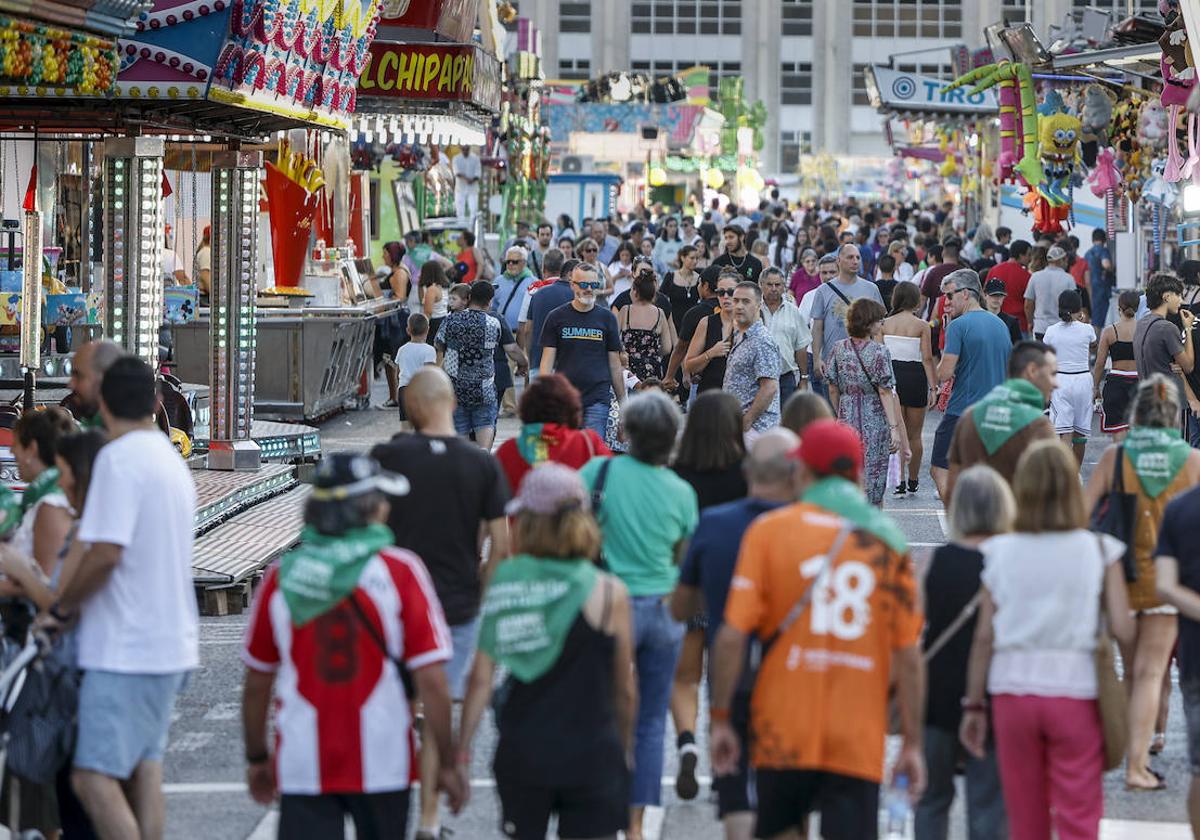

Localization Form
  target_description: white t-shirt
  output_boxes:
[452,153,481,187]
[194,244,211,274]
[981,530,1122,699]
[397,341,436,386]
[798,285,821,327]
[76,429,200,673]
[1042,319,1096,373]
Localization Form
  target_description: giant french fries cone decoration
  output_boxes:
[263,141,323,295]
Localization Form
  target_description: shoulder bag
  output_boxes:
[1093,534,1129,771]
[348,594,416,700]
[1089,445,1138,582]
[588,457,617,570]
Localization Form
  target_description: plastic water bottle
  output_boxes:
[883,773,911,839]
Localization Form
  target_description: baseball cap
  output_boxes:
[984,278,1008,297]
[309,453,409,501]
[505,462,589,516]
[790,419,864,481]
[1046,244,1068,262]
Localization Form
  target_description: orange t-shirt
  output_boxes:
[724,503,923,783]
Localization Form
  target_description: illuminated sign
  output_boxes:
[358,42,501,112]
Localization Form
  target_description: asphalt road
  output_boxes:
[161,381,1197,839]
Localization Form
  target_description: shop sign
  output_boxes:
[377,0,478,44]
[358,42,500,112]
[866,65,997,114]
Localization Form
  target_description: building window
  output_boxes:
[894,62,951,79]
[852,0,962,38]
[630,0,742,36]
[780,62,812,105]
[1070,0,1159,12]
[781,130,812,171]
[852,63,871,106]
[781,0,814,36]
[559,1,590,32]
[558,58,591,80]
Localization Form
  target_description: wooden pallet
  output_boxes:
[193,484,310,616]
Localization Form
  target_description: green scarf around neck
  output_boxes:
[278,524,394,625]
[971,379,1047,455]
[478,554,598,683]
[802,476,907,555]
[22,467,60,514]
[1123,425,1192,499]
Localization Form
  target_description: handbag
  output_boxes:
[1089,445,1138,582]
[1093,535,1129,772]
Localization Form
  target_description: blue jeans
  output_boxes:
[630,595,684,807]
[1188,410,1200,450]
[779,370,798,410]
[1092,280,1113,327]
[582,400,610,439]
[915,725,1007,840]
[809,351,829,403]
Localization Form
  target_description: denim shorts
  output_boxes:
[74,669,189,779]
[446,616,481,701]
[453,402,498,435]
[930,413,961,470]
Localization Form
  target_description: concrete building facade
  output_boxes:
[522,0,1157,173]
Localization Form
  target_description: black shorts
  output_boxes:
[892,360,928,409]
[713,692,753,818]
[930,412,961,470]
[496,770,628,840]
[755,770,879,840]
[279,789,410,840]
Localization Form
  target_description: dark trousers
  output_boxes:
[779,370,798,410]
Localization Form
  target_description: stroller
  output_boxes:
[0,631,66,840]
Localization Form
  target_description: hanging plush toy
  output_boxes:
[1089,147,1123,241]
[1036,91,1082,206]
[1079,84,1115,166]
[943,60,1040,187]
[1139,99,1170,152]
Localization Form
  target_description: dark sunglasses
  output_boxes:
[715,288,736,297]
[581,247,598,253]
[505,258,523,265]
[574,280,604,291]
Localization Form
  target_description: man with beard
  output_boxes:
[713,226,764,284]
[67,339,127,427]
[539,263,626,437]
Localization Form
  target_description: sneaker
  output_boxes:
[907,479,919,494]
[676,743,700,800]
[893,483,907,497]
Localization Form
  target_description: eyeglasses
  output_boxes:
[575,280,604,291]
[581,247,597,253]
[505,259,523,265]
[633,255,654,264]
[715,288,736,297]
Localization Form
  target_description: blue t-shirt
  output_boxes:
[541,303,623,406]
[679,498,785,647]
[944,309,1011,416]
[528,280,576,369]
[1086,244,1113,288]
[1157,485,1200,680]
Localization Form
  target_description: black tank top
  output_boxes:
[1110,336,1135,362]
[493,583,626,787]
[698,312,729,393]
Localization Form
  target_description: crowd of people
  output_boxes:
[225,193,1200,840]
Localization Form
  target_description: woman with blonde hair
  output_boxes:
[459,463,635,840]
[962,439,1135,839]
[1084,373,1200,790]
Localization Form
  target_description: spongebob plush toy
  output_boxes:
[1036,91,1082,206]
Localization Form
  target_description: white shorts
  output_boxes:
[1050,371,1094,437]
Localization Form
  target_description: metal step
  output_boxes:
[192,484,310,588]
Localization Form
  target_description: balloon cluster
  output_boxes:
[0,19,117,94]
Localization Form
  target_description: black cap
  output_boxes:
[310,453,409,501]
[984,278,1007,296]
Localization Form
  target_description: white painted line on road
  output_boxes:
[936,511,948,538]
[203,702,241,721]
[246,810,276,840]
[1101,820,1191,838]
[169,775,716,796]
[167,732,214,752]
[909,542,945,547]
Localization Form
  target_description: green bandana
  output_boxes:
[802,476,907,555]
[1123,425,1192,499]
[21,467,60,514]
[478,554,598,683]
[971,379,1047,455]
[0,485,22,539]
[278,524,394,626]
[78,414,104,431]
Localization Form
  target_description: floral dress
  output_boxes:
[619,306,665,382]
[826,337,896,505]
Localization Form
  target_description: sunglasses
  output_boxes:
[581,247,597,253]
[715,288,736,297]
[633,255,653,264]
[505,259,523,265]
[575,280,604,291]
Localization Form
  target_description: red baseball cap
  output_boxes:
[791,419,863,480]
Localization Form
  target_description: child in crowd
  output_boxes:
[875,254,899,308]
[448,282,471,313]
[396,312,436,428]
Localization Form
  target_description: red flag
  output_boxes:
[21,164,36,212]
[162,171,173,198]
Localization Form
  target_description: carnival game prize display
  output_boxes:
[262,139,324,297]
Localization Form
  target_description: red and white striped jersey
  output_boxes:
[242,547,452,795]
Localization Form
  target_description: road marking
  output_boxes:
[167,732,214,753]
[936,511,948,538]
[203,702,241,721]
[246,810,276,840]
[1101,820,1190,838]
[171,775,715,797]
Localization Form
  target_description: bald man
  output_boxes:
[369,367,511,839]
[669,427,799,838]
[68,339,124,427]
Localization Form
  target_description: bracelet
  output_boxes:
[246,752,269,764]
[710,707,731,723]
[960,698,988,713]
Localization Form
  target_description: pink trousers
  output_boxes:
[991,694,1104,840]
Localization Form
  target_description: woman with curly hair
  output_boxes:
[494,374,611,494]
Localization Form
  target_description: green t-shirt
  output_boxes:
[580,455,699,596]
